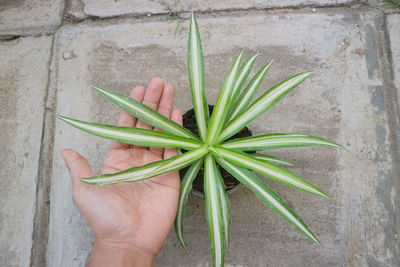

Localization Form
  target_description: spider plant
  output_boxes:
[57,13,342,267]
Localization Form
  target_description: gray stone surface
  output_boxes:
[0,0,64,35]
[0,35,53,266]
[388,14,400,108]
[362,0,400,13]
[47,7,399,266]
[66,0,354,19]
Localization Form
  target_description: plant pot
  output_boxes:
[179,105,252,196]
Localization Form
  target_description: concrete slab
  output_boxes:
[388,14,400,108]
[48,7,399,266]
[66,0,353,19]
[362,0,400,14]
[0,36,53,266]
[0,0,64,35]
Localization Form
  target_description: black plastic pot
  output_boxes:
[179,105,252,196]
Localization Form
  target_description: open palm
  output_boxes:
[61,78,181,263]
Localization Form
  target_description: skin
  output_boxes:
[61,78,181,266]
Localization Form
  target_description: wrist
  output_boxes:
[88,239,155,267]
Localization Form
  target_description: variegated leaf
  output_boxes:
[92,85,198,140]
[204,154,226,267]
[188,13,209,141]
[57,115,201,150]
[206,50,244,145]
[222,133,342,151]
[217,158,320,244]
[225,54,259,120]
[215,164,231,245]
[229,60,273,120]
[249,153,293,166]
[81,145,208,185]
[214,147,329,198]
[217,71,313,143]
[175,159,203,247]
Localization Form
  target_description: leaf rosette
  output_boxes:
[58,13,342,267]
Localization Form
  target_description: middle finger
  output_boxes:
[135,77,164,130]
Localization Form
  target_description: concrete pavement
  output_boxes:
[0,1,399,266]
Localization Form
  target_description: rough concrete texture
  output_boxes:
[47,7,399,266]
[66,0,354,19]
[0,0,64,35]
[388,15,400,107]
[363,0,400,14]
[0,35,53,266]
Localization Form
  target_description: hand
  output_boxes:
[61,78,181,266]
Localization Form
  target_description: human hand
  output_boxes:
[61,78,181,266]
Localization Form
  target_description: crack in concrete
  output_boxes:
[62,1,360,24]
[29,34,56,267]
[362,0,400,14]
[30,4,66,267]
[0,35,22,41]
[371,12,400,266]
[382,14,400,265]
[2,1,398,38]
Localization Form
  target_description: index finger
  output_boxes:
[149,83,174,156]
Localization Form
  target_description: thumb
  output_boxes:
[61,149,93,192]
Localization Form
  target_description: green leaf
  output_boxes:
[57,115,202,150]
[92,85,198,140]
[206,50,244,145]
[229,60,273,120]
[217,71,314,143]
[249,153,293,166]
[175,159,203,247]
[204,154,226,267]
[81,145,208,185]
[225,54,259,120]
[222,133,342,151]
[216,158,320,244]
[215,164,231,245]
[214,147,329,198]
[188,13,209,141]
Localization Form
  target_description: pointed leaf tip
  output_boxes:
[228,59,274,120]
[225,52,261,122]
[90,85,198,140]
[321,192,331,200]
[56,115,201,150]
[217,158,321,246]
[188,9,209,141]
[215,147,329,199]
[91,84,101,90]
[219,70,316,142]
[311,187,331,199]
[175,159,203,248]
[206,50,244,144]
[221,133,342,151]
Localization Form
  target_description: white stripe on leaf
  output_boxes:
[221,133,342,151]
[57,115,202,150]
[217,71,314,143]
[215,147,329,199]
[175,159,203,247]
[81,145,208,185]
[217,158,320,244]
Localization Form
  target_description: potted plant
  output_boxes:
[57,13,342,267]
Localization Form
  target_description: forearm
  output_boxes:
[87,240,155,267]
